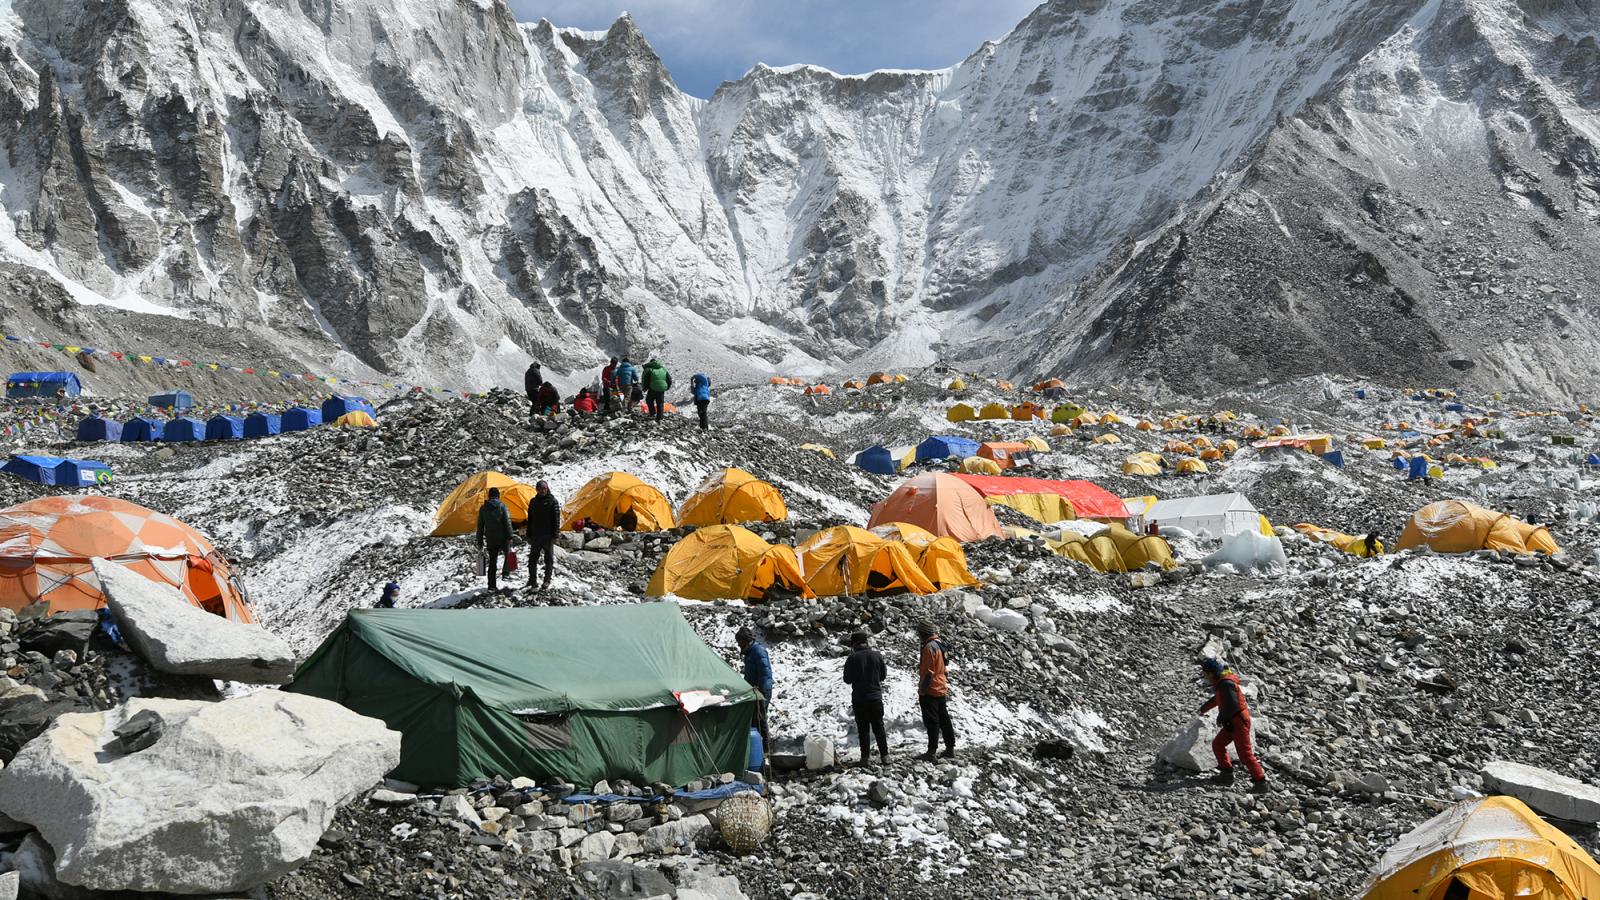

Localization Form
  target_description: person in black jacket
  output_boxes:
[524,362,543,415]
[843,631,889,766]
[476,487,514,592]
[525,480,561,591]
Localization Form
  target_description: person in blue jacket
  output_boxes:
[690,372,711,430]
[616,357,640,412]
[736,626,773,746]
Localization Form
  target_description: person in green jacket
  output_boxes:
[475,487,515,592]
[642,358,672,421]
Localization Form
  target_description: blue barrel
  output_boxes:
[746,727,764,771]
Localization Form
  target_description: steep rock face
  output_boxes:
[1034,0,1600,400]
[0,0,1596,395]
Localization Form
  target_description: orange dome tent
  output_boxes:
[562,472,675,532]
[866,372,892,386]
[1395,500,1560,555]
[0,496,253,622]
[431,472,537,537]
[805,384,832,396]
[868,472,1004,543]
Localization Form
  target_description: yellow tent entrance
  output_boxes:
[561,472,675,532]
[797,526,936,597]
[869,522,979,589]
[646,525,813,601]
[430,472,536,537]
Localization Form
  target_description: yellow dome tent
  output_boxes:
[1051,404,1085,424]
[1175,458,1210,475]
[1165,440,1197,455]
[1048,532,1126,572]
[869,522,979,589]
[946,403,977,422]
[800,444,835,459]
[1023,436,1051,453]
[1395,500,1560,555]
[1071,412,1098,428]
[1102,523,1177,570]
[1099,412,1123,426]
[1360,796,1600,900]
[960,456,1003,475]
[948,378,967,391]
[1122,457,1162,476]
[333,411,377,428]
[796,526,935,597]
[561,472,675,532]
[1136,420,1156,431]
[430,472,536,537]
[978,403,1009,420]
[677,468,788,527]
[1199,448,1224,461]
[1220,439,1240,454]
[646,525,813,601]
[1092,433,1122,445]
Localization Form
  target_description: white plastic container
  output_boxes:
[804,734,834,770]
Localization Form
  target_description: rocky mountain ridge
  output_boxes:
[0,0,1595,398]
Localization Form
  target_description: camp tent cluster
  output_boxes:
[2,455,112,487]
[76,395,377,444]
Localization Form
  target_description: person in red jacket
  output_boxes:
[1199,657,1267,791]
[600,357,618,412]
[572,389,598,415]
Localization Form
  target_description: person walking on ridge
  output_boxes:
[525,480,561,592]
[916,621,956,761]
[1199,657,1268,792]
[476,487,514,593]
[843,631,889,766]
[690,371,711,430]
[642,357,671,421]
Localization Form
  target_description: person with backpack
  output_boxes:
[617,358,639,413]
[916,621,956,761]
[523,362,543,416]
[642,357,671,421]
[690,372,711,430]
[843,631,889,766]
[476,487,514,593]
[1199,657,1268,792]
[525,480,561,592]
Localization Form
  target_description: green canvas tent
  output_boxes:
[287,604,757,788]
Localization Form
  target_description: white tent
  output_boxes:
[1141,492,1260,537]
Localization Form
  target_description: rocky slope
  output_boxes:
[0,0,1596,397]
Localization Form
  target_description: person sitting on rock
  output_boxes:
[535,380,561,416]
[1199,657,1267,792]
[571,388,597,415]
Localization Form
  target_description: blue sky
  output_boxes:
[508,1,1043,98]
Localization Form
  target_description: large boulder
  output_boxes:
[1482,760,1600,823]
[0,691,400,894]
[93,558,297,684]
[1157,715,1217,772]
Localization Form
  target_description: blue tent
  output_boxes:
[161,417,206,443]
[1321,450,1346,469]
[6,372,81,399]
[1355,389,1368,400]
[76,416,123,442]
[1586,453,1600,467]
[1407,456,1428,481]
[1391,456,1408,471]
[57,458,113,486]
[916,435,980,462]
[149,391,195,411]
[121,417,164,442]
[282,407,322,432]
[1,455,111,486]
[856,445,897,475]
[1445,402,1464,413]
[244,412,282,438]
[205,415,245,441]
[321,396,375,421]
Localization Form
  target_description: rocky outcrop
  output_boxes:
[0,692,400,893]
[1482,760,1600,823]
[94,559,297,684]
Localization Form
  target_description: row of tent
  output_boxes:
[857,435,1053,475]
[947,402,1088,424]
[430,469,789,538]
[645,522,978,602]
[1,454,113,486]
[76,397,376,443]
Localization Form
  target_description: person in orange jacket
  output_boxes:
[1199,657,1267,792]
[915,621,955,761]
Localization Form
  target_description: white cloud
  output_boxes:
[509,0,1043,97]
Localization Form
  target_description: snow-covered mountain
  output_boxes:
[0,0,1595,396]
